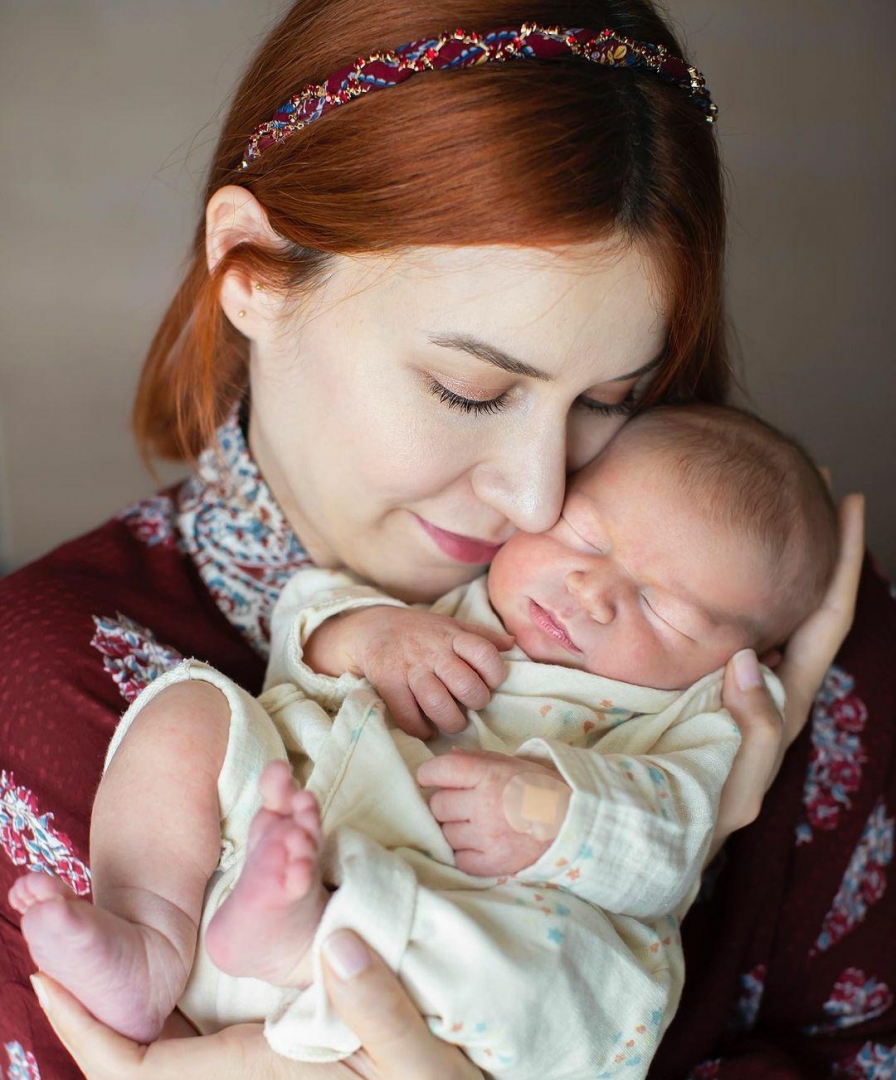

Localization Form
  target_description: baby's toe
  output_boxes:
[258,760,298,814]
[8,872,73,915]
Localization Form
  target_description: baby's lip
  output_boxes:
[528,599,582,655]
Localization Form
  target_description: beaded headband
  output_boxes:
[240,24,717,168]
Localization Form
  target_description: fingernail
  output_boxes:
[323,931,370,980]
[30,974,49,1011]
[733,649,763,691]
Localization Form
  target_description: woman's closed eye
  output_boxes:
[426,377,510,415]
[576,388,638,418]
[426,377,639,418]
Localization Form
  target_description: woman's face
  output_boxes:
[245,242,667,601]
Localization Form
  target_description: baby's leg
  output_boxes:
[8,680,229,1043]
[205,760,329,987]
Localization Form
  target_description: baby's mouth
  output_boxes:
[528,600,582,655]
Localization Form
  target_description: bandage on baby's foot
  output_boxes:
[501,773,571,842]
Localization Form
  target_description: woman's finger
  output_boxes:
[30,974,146,1080]
[31,974,363,1080]
[777,493,865,739]
[715,651,786,853]
[321,932,483,1080]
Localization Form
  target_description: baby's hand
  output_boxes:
[306,607,514,739]
[417,749,570,877]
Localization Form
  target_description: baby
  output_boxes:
[10,404,838,1079]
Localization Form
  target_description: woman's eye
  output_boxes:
[427,378,510,416]
[576,389,637,418]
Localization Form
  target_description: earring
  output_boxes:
[237,310,246,318]
[254,282,265,292]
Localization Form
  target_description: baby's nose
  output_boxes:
[565,568,615,625]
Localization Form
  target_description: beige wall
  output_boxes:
[1,1,894,576]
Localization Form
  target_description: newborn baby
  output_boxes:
[10,404,838,1080]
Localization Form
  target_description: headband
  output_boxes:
[240,24,717,168]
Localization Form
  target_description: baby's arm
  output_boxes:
[307,605,513,737]
[508,717,743,918]
[268,567,512,738]
[420,709,742,917]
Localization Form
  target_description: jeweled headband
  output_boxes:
[240,23,717,168]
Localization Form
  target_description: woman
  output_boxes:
[0,2,888,1079]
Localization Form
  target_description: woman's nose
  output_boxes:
[566,567,616,624]
[470,423,568,534]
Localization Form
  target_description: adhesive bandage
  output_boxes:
[501,772,571,842]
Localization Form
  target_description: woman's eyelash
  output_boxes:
[428,380,638,418]
[577,390,637,418]
[427,379,510,415]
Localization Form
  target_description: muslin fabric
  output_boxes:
[107,568,772,1078]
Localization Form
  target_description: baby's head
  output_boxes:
[488,404,838,690]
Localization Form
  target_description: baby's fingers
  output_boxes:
[453,631,510,690]
[408,668,468,733]
[436,653,491,712]
[429,787,478,823]
[378,678,435,741]
[456,622,515,654]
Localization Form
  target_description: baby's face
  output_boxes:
[488,441,779,690]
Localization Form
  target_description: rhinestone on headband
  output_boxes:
[240,24,717,168]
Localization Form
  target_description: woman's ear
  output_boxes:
[205,185,281,331]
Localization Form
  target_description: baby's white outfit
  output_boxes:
[107,568,779,1080]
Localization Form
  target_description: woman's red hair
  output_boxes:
[134,0,729,462]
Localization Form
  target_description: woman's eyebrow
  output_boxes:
[428,332,663,384]
[428,333,550,380]
[608,354,663,383]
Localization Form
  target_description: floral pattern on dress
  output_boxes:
[117,493,181,549]
[803,968,893,1034]
[796,666,868,846]
[175,409,312,657]
[813,798,893,955]
[832,1041,896,1079]
[686,1062,721,1080]
[90,614,184,704]
[725,962,766,1032]
[4,1042,41,1080]
[0,772,91,896]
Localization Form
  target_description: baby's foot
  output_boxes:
[9,872,187,1043]
[205,760,329,987]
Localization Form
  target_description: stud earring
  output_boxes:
[254,282,265,291]
[237,310,246,318]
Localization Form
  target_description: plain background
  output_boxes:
[1,0,894,576]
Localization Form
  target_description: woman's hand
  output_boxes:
[30,930,483,1080]
[713,492,865,851]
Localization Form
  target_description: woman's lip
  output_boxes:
[414,515,506,565]
[528,600,582,654]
